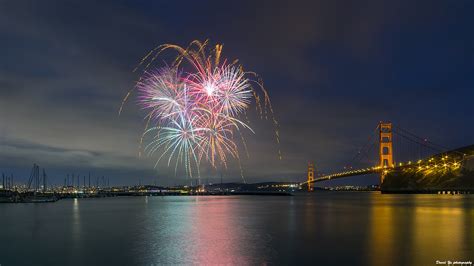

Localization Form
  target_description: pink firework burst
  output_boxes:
[121,40,280,178]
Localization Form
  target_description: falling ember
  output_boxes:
[122,40,280,178]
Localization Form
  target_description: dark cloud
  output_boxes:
[0,0,473,186]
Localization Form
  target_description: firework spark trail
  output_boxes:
[121,40,281,179]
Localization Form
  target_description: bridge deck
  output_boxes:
[301,144,474,185]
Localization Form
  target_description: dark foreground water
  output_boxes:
[0,192,473,265]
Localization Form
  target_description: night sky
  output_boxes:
[1,0,473,186]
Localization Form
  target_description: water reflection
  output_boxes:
[187,197,253,265]
[143,197,265,265]
[368,194,472,266]
[0,194,472,265]
[369,197,396,266]
[71,198,83,260]
[412,196,468,265]
[72,198,81,235]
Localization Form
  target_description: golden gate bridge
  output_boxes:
[301,122,474,192]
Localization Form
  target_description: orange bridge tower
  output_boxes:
[307,162,315,192]
[379,122,394,184]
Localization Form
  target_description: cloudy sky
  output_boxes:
[0,0,473,186]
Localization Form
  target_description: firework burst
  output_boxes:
[122,40,280,178]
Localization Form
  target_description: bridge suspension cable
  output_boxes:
[393,125,449,151]
[347,125,379,169]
